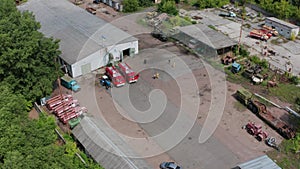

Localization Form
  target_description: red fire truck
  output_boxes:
[118,62,139,83]
[105,66,126,87]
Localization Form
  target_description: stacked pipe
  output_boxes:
[46,95,87,124]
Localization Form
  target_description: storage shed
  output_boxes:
[172,24,238,57]
[18,0,138,78]
[265,17,299,39]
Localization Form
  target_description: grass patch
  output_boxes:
[234,101,247,112]
[267,135,300,169]
[208,25,217,31]
[136,18,149,27]
[161,15,192,29]
[224,67,250,84]
[269,83,300,104]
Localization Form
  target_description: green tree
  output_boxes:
[158,0,178,15]
[123,0,139,12]
[138,0,153,7]
[0,0,61,102]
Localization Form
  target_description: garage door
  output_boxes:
[81,63,91,75]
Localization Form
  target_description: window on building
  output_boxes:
[287,32,290,34]
[281,29,283,32]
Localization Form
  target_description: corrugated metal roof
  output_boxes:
[72,116,151,169]
[266,17,299,29]
[237,155,281,169]
[177,24,237,50]
[18,0,137,64]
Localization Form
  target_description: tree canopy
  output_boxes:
[257,0,300,20]
[193,0,229,9]
[158,0,179,15]
[0,0,61,102]
[0,1,103,168]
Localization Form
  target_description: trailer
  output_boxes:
[236,88,296,139]
[105,66,126,87]
[259,29,272,38]
[118,62,139,83]
[262,25,278,36]
[249,29,269,41]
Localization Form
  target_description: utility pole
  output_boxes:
[237,6,245,56]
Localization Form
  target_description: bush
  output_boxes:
[233,45,250,57]
[259,59,269,68]
[157,0,178,15]
[123,0,139,12]
[291,31,296,41]
[289,76,299,85]
[250,55,261,64]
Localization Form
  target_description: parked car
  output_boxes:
[160,162,182,169]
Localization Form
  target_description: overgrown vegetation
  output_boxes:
[250,0,300,22]
[0,1,102,168]
[191,0,229,9]
[123,0,153,12]
[268,134,300,169]
[157,0,179,15]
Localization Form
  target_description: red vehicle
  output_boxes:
[118,62,139,83]
[105,66,126,87]
[249,29,269,41]
[259,29,272,38]
[245,122,268,141]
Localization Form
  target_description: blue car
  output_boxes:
[160,162,182,169]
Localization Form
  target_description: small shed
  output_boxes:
[172,24,237,57]
[233,155,281,169]
[265,17,299,39]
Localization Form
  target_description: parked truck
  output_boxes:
[61,74,80,92]
[262,25,278,36]
[236,88,296,139]
[219,11,236,17]
[105,66,126,87]
[118,62,139,83]
[249,29,269,41]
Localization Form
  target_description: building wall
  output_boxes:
[107,40,138,61]
[172,32,218,57]
[70,40,138,77]
[265,19,299,39]
[71,48,108,78]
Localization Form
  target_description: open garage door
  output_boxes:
[81,63,91,75]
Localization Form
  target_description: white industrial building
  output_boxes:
[265,17,299,39]
[19,0,138,77]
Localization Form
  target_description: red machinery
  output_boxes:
[249,29,269,41]
[259,29,272,38]
[60,107,87,124]
[262,25,278,36]
[245,122,268,141]
[105,66,126,87]
[46,95,73,110]
[53,100,79,115]
[45,95,87,124]
[118,62,139,83]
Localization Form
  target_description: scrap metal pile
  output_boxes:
[46,94,87,124]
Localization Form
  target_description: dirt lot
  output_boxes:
[137,34,284,158]
[89,33,288,168]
